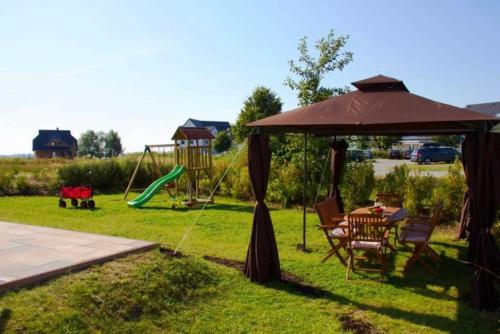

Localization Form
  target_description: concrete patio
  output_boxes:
[0,221,157,292]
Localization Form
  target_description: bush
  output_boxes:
[371,149,389,159]
[376,164,409,203]
[433,161,466,222]
[58,158,175,193]
[340,161,376,212]
[404,173,438,215]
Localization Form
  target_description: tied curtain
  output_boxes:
[244,134,281,282]
[458,133,500,311]
[330,140,349,213]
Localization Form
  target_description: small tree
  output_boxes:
[284,29,353,106]
[104,130,123,157]
[213,130,232,153]
[279,29,354,203]
[233,86,282,143]
[78,130,101,157]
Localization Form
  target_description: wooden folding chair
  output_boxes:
[315,197,349,266]
[398,201,443,274]
[345,214,390,279]
[375,193,402,243]
[375,193,402,207]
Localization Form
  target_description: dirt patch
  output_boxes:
[202,255,328,298]
[340,312,379,334]
[159,247,184,258]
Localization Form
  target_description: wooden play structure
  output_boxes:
[124,126,214,207]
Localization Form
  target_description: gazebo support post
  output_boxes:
[299,133,309,252]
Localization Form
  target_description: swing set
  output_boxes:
[123,127,214,208]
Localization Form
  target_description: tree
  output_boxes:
[233,86,282,143]
[432,135,462,147]
[284,29,353,106]
[78,129,123,158]
[78,130,101,157]
[213,130,232,153]
[279,29,354,203]
[104,130,123,157]
[371,136,401,150]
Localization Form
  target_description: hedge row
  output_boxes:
[0,155,467,222]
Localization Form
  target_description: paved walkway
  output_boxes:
[0,221,157,291]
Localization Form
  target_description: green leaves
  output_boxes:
[233,86,282,143]
[285,29,353,107]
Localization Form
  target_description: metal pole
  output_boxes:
[302,133,307,250]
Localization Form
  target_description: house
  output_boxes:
[32,128,78,159]
[466,101,500,118]
[396,136,434,151]
[182,119,231,137]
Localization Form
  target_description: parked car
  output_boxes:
[403,148,413,159]
[388,149,402,159]
[347,149,365,162]
[410,146,460,164]
[363,149,373,160]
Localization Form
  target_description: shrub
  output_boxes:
[371,149,389,159]
[340,161,376,212]
[268,161,303,208]
[376,164,409,202]
[433,161,466,222]
[404,173,438,215]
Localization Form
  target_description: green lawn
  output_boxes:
[0,194,497,333]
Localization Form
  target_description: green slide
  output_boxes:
[127,165,185,208]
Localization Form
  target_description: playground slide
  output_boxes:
[127,165,185,208]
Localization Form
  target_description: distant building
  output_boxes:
[396,136,434,150]
[182,119,231,137]
[32,128,77,159]
[466,101,500,118]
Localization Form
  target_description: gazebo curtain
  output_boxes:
[329,139,348,213]
[458,133,500,311]
[244,134,281,282]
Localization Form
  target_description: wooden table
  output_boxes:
[349,206,408,225]
[344,206,408,252]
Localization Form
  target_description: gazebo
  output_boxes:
[243,75,500,311]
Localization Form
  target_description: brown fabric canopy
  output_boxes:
[248,75,499,135]
[244,134,281,282]
[329,140,348,213]
[458,133,500,311]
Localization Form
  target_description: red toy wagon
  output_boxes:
[59,186,95,209]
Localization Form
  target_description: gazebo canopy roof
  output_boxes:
[248,75,500,135]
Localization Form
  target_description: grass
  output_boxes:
[0,194,498,333]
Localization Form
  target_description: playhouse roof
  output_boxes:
[171,127,215,140]
[248,75,500,135]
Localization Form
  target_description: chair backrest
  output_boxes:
[426,200,443,239]
[347,214,387,242]
[315,197,341,226]
[375,193,402,207]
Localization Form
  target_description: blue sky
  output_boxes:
[1,0,499,154]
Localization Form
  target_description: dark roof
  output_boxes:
[33,129,77,151]
[183,119,230,132]
[171,127,215,140]
[248,75,499,136]
[466,102,500,118]
[352,75,409,92]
